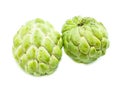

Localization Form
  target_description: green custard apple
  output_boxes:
[62,16,109,64]
[12,18,62,76]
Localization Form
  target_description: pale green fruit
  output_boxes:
[62,16,109,64]
[12,18,62,76]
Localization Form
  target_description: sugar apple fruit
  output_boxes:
[62,16,109,64]
[12,18,62,76]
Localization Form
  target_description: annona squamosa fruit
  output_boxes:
[62,16,109,64]
[12,18,62,76]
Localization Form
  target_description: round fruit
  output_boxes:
[62,16,109,64]
[12,18,62,76]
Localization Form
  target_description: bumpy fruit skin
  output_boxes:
[12,18,62,76]
[62,16,109,64]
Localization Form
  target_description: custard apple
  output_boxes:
[62,16,109,64]
[12,18,62,76]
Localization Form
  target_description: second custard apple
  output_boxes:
[12,18,62,76]
[62,16,109,64]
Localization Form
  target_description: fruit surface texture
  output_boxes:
[13,18,62,76]
[62,16,109,64]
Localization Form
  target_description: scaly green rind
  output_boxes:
[62,16,109,64]
[13,18,62,76]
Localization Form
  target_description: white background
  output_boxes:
[0,0,120,89]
